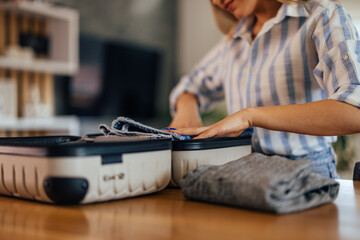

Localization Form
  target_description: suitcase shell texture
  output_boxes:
[171,136,252,186]
[0,135,172,204]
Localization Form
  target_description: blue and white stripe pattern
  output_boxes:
[170,0,360,157]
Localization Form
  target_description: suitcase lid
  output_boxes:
[172,135,251,151]
[0,135,172,157]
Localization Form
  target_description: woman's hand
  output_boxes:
[169,108,253,139]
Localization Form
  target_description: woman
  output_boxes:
[167,0,360,178]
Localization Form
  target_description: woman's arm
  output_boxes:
[169,37,230,128]
[251,99,360,136]
[168,93,203,128]
[170,99,360,139]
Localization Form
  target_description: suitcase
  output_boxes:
[171,135,252,186]
[0,135,172,204]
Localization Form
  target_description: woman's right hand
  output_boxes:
[168,93,203,128]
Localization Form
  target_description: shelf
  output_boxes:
[0,1,78,21]
[0,57,77,75]
[0,1,79,76]
[0,116,80,135]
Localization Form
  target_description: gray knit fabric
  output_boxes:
[180,153,339,214]
[99,117,192,140]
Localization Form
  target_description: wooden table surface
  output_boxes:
[0,180,359,240]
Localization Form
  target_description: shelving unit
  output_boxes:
[0,1,78,75]
[0,0,80,137]
[0,57,77,74]
[0,116,80,135]
[0,1,78,20]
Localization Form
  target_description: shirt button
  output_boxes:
[250,67,255,72]
[343,54,349,61]
[254,138,259,143]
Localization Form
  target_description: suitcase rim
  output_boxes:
[172,135,252,151]
[0,135,172,157]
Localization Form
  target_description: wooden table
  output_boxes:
[0,180,359,240]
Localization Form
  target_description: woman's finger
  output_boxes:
[222,130,244,138]
[167,126,210,136]
[194,126,222,139]
[194,125,245,139]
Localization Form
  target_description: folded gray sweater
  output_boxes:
[180,153,339,214]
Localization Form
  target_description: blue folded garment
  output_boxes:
[99,116,253,141]
[238,127,253,137]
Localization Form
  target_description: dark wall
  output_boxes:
[61,0,177,118]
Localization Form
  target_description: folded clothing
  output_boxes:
[99,116,192,140]
[99,116,253,141]
[180,153,339,214]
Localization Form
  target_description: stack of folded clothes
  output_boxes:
[180,153,339,214]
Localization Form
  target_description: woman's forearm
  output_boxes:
[249,99,360,136]
[169,93,203,128]
[175,93,200,114]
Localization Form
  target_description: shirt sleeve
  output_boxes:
[312,4,360,108]
[169,37,228,117]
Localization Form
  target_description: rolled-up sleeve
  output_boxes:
[312,4,360,107]
[169,37,228,116]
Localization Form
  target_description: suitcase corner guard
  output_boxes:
[43,177,89,204]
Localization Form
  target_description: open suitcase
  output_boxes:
[0,135,172,204]
[171,135,252,185]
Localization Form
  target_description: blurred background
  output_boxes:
[0,0,359,178]
[59,0,225,129]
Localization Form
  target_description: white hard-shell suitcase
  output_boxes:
[171,135,252,186]
[0,135,172,204]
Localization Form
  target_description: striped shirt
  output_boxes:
[170,0,360,157]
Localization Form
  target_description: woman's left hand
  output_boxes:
[168,109,253,139]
